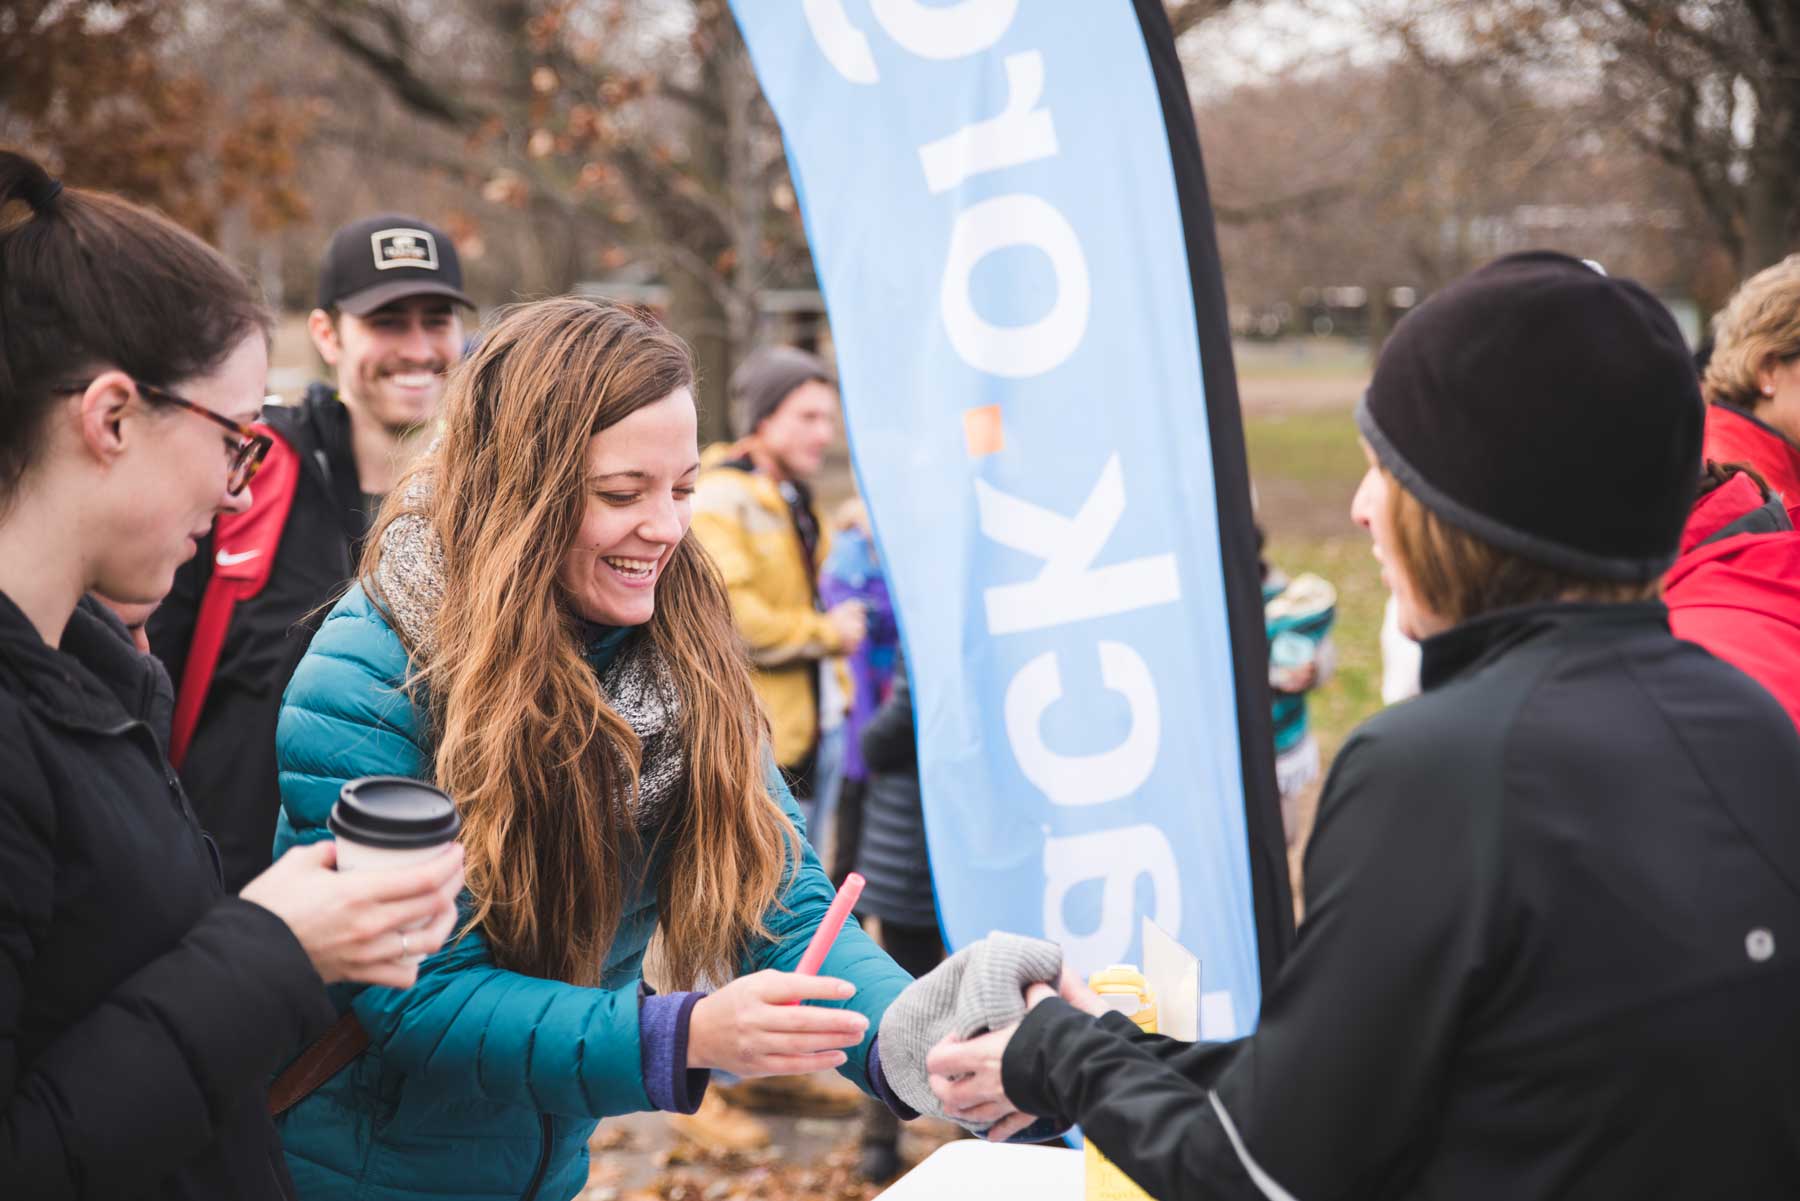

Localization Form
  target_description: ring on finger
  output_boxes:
[398,929,412,961]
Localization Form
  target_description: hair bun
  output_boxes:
[30,177,64,210]
[0,151,65,216]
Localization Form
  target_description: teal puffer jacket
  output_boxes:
[272,584,911,1201]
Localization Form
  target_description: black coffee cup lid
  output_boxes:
[329,776,461,849]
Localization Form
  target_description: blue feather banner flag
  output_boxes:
[728,0,1292,1033]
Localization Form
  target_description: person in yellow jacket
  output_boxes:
[681,345,872,1138]
[692,346,868,814]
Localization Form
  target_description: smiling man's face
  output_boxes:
[313,295,463,433]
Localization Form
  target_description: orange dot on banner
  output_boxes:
[963,405,1005,458]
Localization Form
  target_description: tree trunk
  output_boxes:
[1741,98,1799,274]
[1367,279,1395,356]
[528,200,584,297]
[677,12,772,447]
[671,268,737,446]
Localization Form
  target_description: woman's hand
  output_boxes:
[927,1024,1040,1141]
[930,974,1076,1140]
[240,841,465,990]
[687,970,869,1077]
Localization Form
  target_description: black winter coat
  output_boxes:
[856,657,938,931]
[0,593,334,1200]
[1004,602,1800,1200]
[149,385,373,890]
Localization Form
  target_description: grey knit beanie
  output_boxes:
[730,346,834,434]
[878,932,1067,1138]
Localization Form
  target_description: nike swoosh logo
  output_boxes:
[216,548,263,567]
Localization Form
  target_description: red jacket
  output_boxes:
[1700,402,1800,525]
[1665,468,1800,733]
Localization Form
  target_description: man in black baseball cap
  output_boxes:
[148,213,474,891]
[315,213,476,316]
[310,213,474,449]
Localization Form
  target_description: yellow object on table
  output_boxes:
[1084,966,1158,1201]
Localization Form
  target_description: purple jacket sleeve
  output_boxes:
[867,1036,918,1119]
[638,988,709,1114]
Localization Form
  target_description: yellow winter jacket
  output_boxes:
[692,445,846,768]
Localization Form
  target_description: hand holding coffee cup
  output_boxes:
[329,777,464,962]
[240,777,464,991]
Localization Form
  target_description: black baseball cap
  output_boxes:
[316,213,474,316]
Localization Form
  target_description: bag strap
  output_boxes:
[170,426,300,767]
[269,1010,369,1117]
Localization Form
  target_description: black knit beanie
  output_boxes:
[1355,251,1702,581]
[731,346,834,434]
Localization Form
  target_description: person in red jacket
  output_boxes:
[1666,463,1800,731]
[1697,254,1800,523]
[1666,255,1800,732]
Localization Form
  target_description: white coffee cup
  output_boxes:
[329,777,461,960]
[329,776,462,873]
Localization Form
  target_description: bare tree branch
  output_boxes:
[658,81,728,125]
[1612,0,1752,75]
[1214,183,1351,225]
[292,0,474,126]
[1165,0,1244,36]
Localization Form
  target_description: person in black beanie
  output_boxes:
[924,252,1800,1200]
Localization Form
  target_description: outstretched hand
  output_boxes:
[928,1023,1031,1140]
[688,970,869,1078]
[928,969,1098,1142]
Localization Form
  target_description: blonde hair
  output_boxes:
[1703,254,1800,411]
[365,297,798,989]
[1383,467,1658,626]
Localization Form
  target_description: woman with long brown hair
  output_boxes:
[270,296,915,1201]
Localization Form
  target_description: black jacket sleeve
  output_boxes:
[1079,1009,1245,1079]
[1003,732,1484,1201]
[0,738,334,1200]
[860,656,916,774]
[146,527,212,688]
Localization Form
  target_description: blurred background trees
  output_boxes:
[1,0,311,288]
[7,0,1794,431]
[1394,0,1798,280]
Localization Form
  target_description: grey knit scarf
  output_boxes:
[370,472,686,831]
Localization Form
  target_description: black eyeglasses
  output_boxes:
[56,379,272,495]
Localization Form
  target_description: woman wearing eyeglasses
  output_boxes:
[0,150,465,1200]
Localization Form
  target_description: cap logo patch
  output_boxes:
[370,228,439,272]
